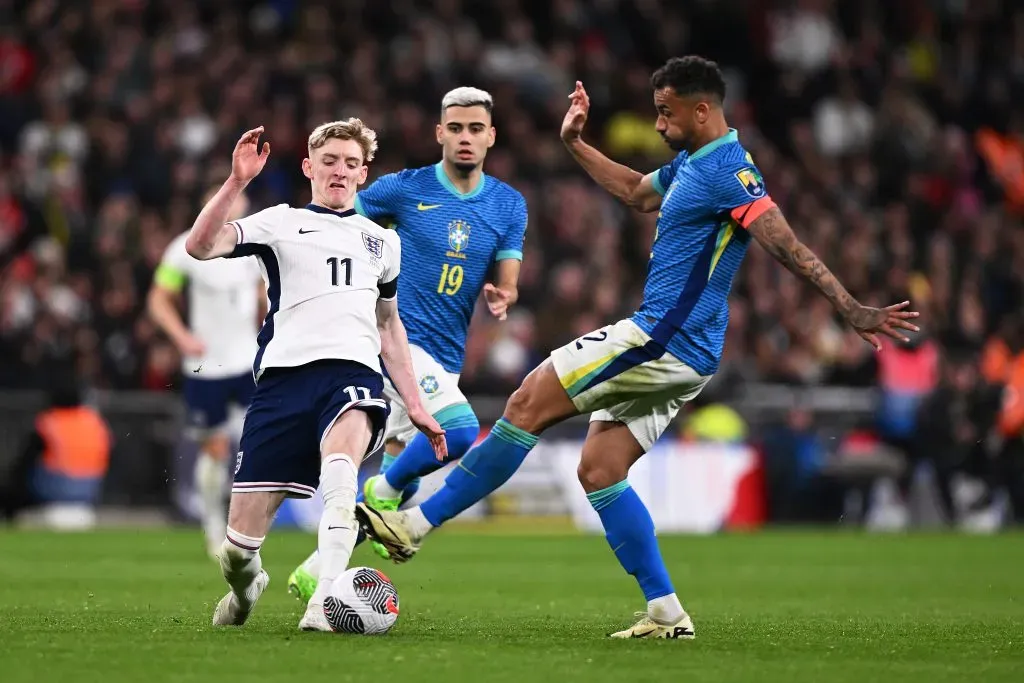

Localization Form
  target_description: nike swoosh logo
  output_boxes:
[327,525,351,530]
[298,228,320,234]
[417,202,442,211]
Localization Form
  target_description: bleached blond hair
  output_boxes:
[307,118,378,163]
[441,87,493,117]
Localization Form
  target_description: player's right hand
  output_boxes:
[175,332,206,358]
[230,126,271,184]
[408,407,448,462]
[560,81,590,144]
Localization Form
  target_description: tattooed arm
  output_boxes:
[746,206,919,350]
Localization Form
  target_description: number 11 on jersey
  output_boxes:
[327,257,352,287]
[437,263,463,295]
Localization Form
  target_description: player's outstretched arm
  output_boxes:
[186,127,270,260]
[376,298,448,459]
[560,82,662,213]
[747,206,920,350]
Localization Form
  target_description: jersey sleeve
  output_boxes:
[714,157,777,229]
[228,204,288,255]
[355,172,406,222]
[153,233,191,292]
[378,231,401,301]
[496,194,527,261]
[647,153,687,196]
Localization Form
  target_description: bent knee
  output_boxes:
[503,362,569,433]
[504,385,534,425]
[577,457,626,494]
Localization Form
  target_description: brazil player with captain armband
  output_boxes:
[356,57,921,639]
[186,119,446,633]
[287,87,528,601]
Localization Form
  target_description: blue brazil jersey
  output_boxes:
[632,129,773,376]
[355,163,527,374]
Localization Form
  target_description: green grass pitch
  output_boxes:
[1,526,1022,682]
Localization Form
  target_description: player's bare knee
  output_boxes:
[577,456,624,494]
[503,384,535,428]
[503,361,572,434]
[384,439,405,456]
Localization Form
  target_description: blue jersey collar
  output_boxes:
[304,203,357,218]
[689,129,738,161]
[435,162,486,200]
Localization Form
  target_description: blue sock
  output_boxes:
[385,407,479,492]
[419,418,537,527]
[588,481,674,601]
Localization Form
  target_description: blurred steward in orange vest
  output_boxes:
[979,316,1024,521]
[1,376,111,521]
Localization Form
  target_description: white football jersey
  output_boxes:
[228,203,400,379]
[158,232,263,378]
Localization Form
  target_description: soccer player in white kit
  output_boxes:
[147,188,265,559]
[185,120,447,632]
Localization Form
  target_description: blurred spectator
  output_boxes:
[876,332,940,446]
[761,407,834,523]
[0,0,1020,407]
[914,351,998,523]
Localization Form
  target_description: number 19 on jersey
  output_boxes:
[437,263,463,295]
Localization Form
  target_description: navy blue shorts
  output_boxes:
[183,373,256,435]
[233,360,389,498]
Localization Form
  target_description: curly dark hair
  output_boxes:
[650,56,727,102]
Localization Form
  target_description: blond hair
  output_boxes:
[307,118,378,163]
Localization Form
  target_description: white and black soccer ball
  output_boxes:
[323,566,400,634]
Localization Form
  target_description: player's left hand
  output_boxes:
[409,407,448,461]
[845,300,920,351]
[484,284,512,321]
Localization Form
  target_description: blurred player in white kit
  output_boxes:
[147,187,265,558]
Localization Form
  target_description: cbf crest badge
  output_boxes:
[446,219,470,259]
[362,232,384,259]
[419,375,440,395]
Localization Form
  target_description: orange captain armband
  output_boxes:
[730,196,776,229]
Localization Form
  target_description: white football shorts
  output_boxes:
[383,343,468,445]
[550,318,712,451]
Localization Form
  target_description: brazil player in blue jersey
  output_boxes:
[287,87,528,601]
[356,57,920,638]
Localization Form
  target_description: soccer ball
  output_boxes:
[323,566,400,634]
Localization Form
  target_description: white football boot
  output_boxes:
[609,611,695,640]
[298,601,333,632]
[212,570,269,627]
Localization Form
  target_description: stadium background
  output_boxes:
[1,0,1023,530]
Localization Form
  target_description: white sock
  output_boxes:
[406,506,435,540]
[310,454,359,606]
[373,473,402,500]
[221,527,264,604]
[648,593,685,625]
[195,452,227,542]
[300,550,320,576]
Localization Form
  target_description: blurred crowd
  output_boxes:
[1,0,1023,400]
